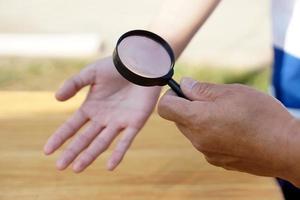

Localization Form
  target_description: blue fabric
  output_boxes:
[272,47,300,108]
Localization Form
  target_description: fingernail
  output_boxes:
[181,77,197,91]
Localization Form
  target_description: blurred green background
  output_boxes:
[0,57,270,92]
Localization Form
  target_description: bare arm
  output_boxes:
[285,120,300,187]
[150,0,221,58]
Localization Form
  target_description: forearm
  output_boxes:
[283,119,300,187]
[149,0,220,59]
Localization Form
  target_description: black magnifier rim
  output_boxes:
[113,29,175,86]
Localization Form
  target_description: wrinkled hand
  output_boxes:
[44,57,160,172]
[158,77,298,184]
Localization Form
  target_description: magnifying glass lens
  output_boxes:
[117,35,172,78]
[113,30,187,99]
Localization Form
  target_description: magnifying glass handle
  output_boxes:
[168,79,188,99]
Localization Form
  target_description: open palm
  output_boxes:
[44,57,161,172]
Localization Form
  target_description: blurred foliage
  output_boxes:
[0,57,89,90]
[0,57,271,92]
[174,62,271,92]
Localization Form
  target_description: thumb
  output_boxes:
[55,64,95,101]
[180,77,224,101]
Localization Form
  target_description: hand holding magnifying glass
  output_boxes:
[113,30,187,99]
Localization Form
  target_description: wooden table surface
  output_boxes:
[0,92,283,200]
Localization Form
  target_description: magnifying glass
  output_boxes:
[113,30,187,99]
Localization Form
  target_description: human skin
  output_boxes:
[158,77,300,187]
[44,57,160,172]
[44,0,221,172]
[118,36,171,78]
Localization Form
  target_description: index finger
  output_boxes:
[158,90,211,125]
[43,109,88,155]
[158,90,191,124]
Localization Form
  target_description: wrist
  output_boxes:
[134,85,162,100]
[280,118,300,187]
[149,86,162,100]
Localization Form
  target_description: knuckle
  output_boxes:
[119,139,130,148]
[77,108,88,119]
[192,82,209,93]
[63,120,76,133]
[89,119,104,130]
[64,147,77,158]
[78,133,92,144]
[94,138,110,151]
[192,83,216,100]
[72,75,84,90]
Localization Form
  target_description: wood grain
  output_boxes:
[0,92,283,200]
